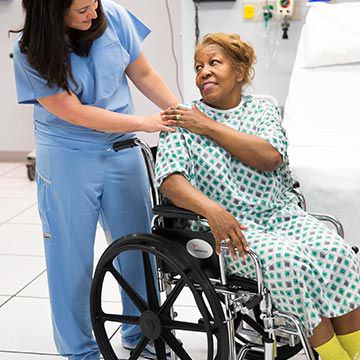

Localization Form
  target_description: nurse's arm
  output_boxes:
[125,52,178,109]
[37,91,174,133]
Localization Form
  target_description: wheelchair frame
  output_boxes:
[90,138,354,360]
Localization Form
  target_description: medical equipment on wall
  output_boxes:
[251,1,280,69]
[276,0,295,39]
[193,0,237,44]
[244,0,298,43]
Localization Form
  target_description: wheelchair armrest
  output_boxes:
[310,213,358,254]
[309,212,344,238]
[152,204,205,221]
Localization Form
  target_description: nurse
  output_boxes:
[12,0,178,359]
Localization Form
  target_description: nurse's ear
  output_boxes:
[235,63,246,83]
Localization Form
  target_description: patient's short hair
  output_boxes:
[195,33,256,87]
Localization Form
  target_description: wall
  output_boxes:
[114,0,183,146]
[181,0,308,106]
[0,0,34,159]
[1,0,352,155]
[0,0,182,158]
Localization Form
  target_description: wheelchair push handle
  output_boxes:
[113,139,137,152]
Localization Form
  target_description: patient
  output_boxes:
[155,33,360,360]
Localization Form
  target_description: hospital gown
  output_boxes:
[155,95,360,336]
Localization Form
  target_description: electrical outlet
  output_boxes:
[276,0,295,17]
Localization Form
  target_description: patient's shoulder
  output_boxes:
[245,94,276,108]
[245,95,280,119]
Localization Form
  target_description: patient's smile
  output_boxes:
[202,81,217,92]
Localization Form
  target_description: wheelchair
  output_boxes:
[90,138,359,360]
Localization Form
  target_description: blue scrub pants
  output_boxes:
[35,144,153,360]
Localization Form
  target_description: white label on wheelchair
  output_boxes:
[186,239,214,259]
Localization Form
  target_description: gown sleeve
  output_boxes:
[155,129,194,189]
[256,102,288,158]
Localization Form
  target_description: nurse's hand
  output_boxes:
[141,113,176,133]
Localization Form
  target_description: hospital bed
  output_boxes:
[283,2,360,250]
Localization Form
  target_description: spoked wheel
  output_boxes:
[234,307,303,360]
[90,233,229,360]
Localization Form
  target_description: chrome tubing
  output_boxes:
[309,212,344,238]
[219,253,237,359]
[273,310,316,360]
[292,188,307,211]
[134,138,160,207]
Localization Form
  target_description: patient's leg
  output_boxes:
[332,308,360,359]
[310,318,351,360]
[309,317,334,348]
[331,307,360,335]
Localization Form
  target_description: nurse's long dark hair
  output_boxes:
[10,0,107,93]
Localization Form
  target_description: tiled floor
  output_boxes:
[0,162,306,360]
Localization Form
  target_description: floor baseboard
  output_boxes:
[0,151,29,162]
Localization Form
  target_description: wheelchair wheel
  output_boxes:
[91,233,229,360]
[234,307,303,360]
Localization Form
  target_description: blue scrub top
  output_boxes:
[13,0,151,149]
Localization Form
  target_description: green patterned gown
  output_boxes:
[155,95,360,336]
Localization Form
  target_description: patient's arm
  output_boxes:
[160,173,249,259]
[204,120,282,171]
[161,105,283,171]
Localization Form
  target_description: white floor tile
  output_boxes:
[0,296,11,308]
[0,297,58,354]
[292,354,307,359]
[169,285,199,307]
[0,353,61,359]
[0,255,45,296]
[0,198,36,224]
[0,224,44,256]
[0,163,21,177]
[0,296,121,356]
[2,164,30,179]
[21,270,122,303]
[16,271,48,298]
[0,178,36,200]
[7,204,41,225]
[94,227,110,263]
[100,272,122,303]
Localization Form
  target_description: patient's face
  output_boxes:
[195,44,243,110]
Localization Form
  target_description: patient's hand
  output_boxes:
[205,205,249,260]
[161,104,214,135]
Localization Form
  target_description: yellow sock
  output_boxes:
[314,334,351,360]
[338,330,360,360]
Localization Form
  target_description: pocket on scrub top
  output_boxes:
[35,164,52,240]
[91,40,130,101]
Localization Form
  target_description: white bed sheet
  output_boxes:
[283,28,360,248]
[284,27,360,147]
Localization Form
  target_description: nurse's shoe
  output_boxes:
[122,339,171,359]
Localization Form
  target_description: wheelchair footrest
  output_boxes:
[227,274,258,292]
